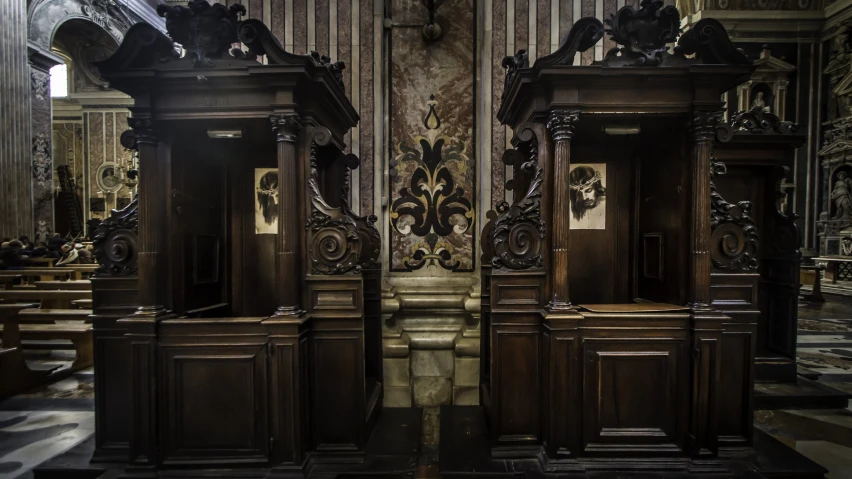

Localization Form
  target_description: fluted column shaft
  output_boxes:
[129,117,167,315]
[546,111,580,311]
[0,0,33,239]
[270,114,304,317]
[687,111,723,310]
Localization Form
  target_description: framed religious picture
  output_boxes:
[569,163,606,230]
[255,167,278,234]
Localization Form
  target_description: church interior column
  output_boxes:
[0,0,34,240]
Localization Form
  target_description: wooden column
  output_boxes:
[129,117,168,316]
[546,111,580,311]
[270,113,304,317]
[687,111,723,311]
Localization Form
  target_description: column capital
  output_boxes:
[688,110,724,142]
[547,110,580,142]
[270,113,303,143]
[127,117,157,145]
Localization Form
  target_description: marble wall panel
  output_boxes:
[388,0,476,273]
[358,0,374,216]
[31,69,54,242]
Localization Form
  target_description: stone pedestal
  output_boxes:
[381,276,481,407]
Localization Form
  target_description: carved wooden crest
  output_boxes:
[730,106,798,135]
[604,0,680,66]
[157,0,245,68]
[490,126,545,270]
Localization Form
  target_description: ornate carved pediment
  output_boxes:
[490,126,545,270]
[502,0,749,92]
[156,0,245,68]
[604,0,680,66]
[93,197,138,277]
[730,107,797,135]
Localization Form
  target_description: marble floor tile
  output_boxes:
[0,411,94,479]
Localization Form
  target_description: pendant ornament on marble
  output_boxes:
[390,95,474,272]
[32,133,52,188]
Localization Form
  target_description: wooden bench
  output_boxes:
[0,323,92,371]
[0,290,92,309]
[57,265,99,280]
[801,265,825,303]
[34,280,92,291]
[25,257,56,267]
[18,308,93,324]
[0,275,21,290]
[0,303,52,398]
[71,299,92,309]
[6,269,74,282]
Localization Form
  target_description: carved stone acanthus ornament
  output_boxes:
[270,114,303,143]
[157,0,245,68]
[32,133,52,188]
[730,106,798,135]
[31,71,49,101]
[490,127,545,270]
[547,111,580,142]
[93,197,139,277]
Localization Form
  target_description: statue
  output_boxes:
[842,236,852,256]
[831,170,852,220]
[752,91,771,114]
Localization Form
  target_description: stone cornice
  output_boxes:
[681,10,825,42]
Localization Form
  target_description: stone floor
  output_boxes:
[0,348,93,479]
[6,298,852,478]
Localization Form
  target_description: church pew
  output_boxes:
[0,323,93,372]
[25,257,56,268]
[0,303,55,399]
[0,290,92,309]
[0,275,21,290]
[71,299,92,309]
[18,308,93,324]
[5,269,73,282]
[57,265,99,280]
[34,280,92,291]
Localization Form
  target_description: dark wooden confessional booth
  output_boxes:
[448,2,826,477]
[74,1,398,477]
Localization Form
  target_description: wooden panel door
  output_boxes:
[582,339,687,456]
[159,344,269,465]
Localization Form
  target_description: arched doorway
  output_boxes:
[23,0,161,242]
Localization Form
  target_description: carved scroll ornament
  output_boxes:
[730,106,798,135]
[710,161,759,272]
[306,127,363,275]
[490,126,545,270]
[93,198,139,276]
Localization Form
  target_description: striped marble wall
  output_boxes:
[214,0,379,218]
